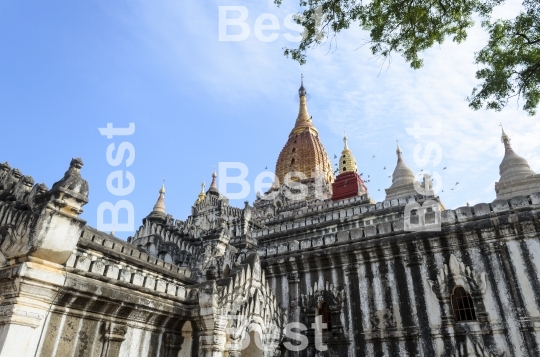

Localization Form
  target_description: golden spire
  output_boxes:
[152,180,166,214]
[292,74,318,135]
[195,179,206,205]
[339,133,358,174]
[274,77,334,186]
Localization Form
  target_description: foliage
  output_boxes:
[275,0,540,115]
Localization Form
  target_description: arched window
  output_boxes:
[451,286,477,321]
[343,167,347,172]
[342,160,346,164]
[292,147,296,153]
[318,302,332,331]
[291,158,295,165]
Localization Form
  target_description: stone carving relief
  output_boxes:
[429,254,487,301]
[198,253,284,357]
[301,280,347,335]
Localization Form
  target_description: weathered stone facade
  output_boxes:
[2,84,540,357]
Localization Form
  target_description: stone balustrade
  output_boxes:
[66,246,197,300]
[78,228,194,279]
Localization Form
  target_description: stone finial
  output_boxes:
[390,145,415,187]
[152,181,166,215]
[385,144,422,201]
[207,167,219,196]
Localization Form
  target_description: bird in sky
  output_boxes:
[383,166,386,170]
[420,169,424,172]
[265,166,267,170]
[334,154,337,159]
[441,189,444,192]
[455,182,460,185]
[368,175,370,178]
[360,173,363,176]
[378,189,380,191]
[335,163,338,166]
[372,155,376,159]
[388,175,391,178]
[443,167,447,170]
[451,188,455,191]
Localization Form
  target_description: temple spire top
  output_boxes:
[292,76,316,135]
[299,74,306,97]
[207,166,220,196]
[500,123,512,151]
[195,179,206,205]
[152,180,166,215]
[339,133,357,174]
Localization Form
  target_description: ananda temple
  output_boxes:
[3,81,540,357]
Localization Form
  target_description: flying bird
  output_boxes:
[368,175,370,178]
[443,167,447,170]
[388,175,391,178]
[372,155,376,159]
[441,189,444,192]
[378,189,380,191]
[265,166,267,170]
[383,166,386,170]
[360,173,363,176]
[420,169,424,172]
[334,154,337,159]
[455,182,459,185]
[451,188,455,191]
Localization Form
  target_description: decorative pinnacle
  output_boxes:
[160,179,166,194]
[499,123,512,150]
[299,74,306,97]
[195,178,206,205]
[152,180,166,214]
[210,166,217,188]
[343,132,349,150]
[396,139,403,158]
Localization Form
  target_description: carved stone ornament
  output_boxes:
[300,279,347,336]
[301,280,345,310]
[429,254,487,300]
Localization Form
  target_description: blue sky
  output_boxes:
[1,0,538,239]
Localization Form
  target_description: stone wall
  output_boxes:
[261,193,540,356]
